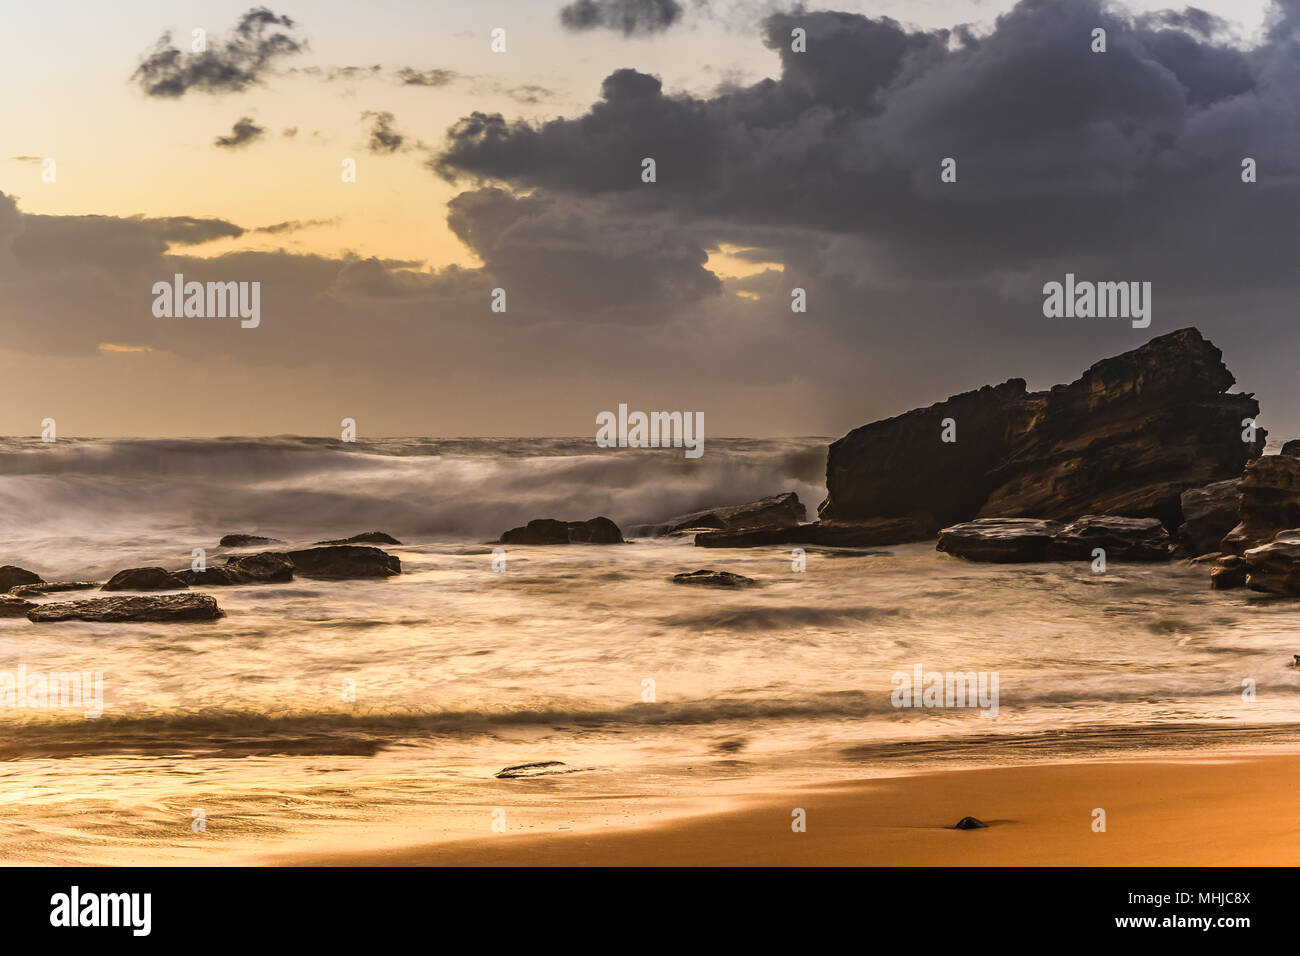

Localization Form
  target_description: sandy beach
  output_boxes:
[270,751,1300,866]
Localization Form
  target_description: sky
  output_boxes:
[0,0,1295,439]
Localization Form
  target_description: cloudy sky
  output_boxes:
[1,0,1296,438]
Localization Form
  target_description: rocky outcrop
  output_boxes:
[1047,516,1173,561]
[1281,440,1300,457]
[635,493,806,537]
[1177,479,1242,557]
[0,596,36,617]
[821,329,1263,531]
[174,552,295,586]
[695,514,936,548]
[102,567,189,591]
[672,569,758,588]
[7,581,97,597]
[0,566,43,592]
[1243,539,1300,595]
[314,532,402,545]
[28,593,224,623]
[1220,456,1300,555]
[936,518,1064,562]
[287,545,400,578]
[219,533,284,548]
[497,516,624,545]
[1210,555,1246,590]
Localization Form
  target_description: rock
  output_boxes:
[286,545,400,578]
[101,567,189,591]
[0,596,36,618]
[634,493,806,537]
[219,533,284,548]
[28,593,224,623]
[936,518,1064,563]
[1281,440,1300,457]
[672,569,758,588]
[1177,479,1242,556]
[954,816,988,830]
[1047,516,1173,561]
[1220,455,1300,554]
[314,531,402,545]
[7,581,98,597]
[696,515,936,548]
[498,516,624,545]
[174,552,295,586]
[0,566,43,592]
[821,329,1263,531]
[495,761,576,779]
[1210,555,1246,590]
[1243,539,1300,595]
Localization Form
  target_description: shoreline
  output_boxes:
[265,750,1300,866]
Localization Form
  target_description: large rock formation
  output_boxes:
[1220,455,1300,555]
[820,329,1263,532]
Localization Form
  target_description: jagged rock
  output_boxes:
[954,817,989,830]
[821,329,1262,531]
[0,596,36,618]
[696,514,936,548]
[1243,539,1300,595]
[7,581,98,597]
[1220,456,1300,554]
[28,593,223,623]
[314,531,402,545]
[286,545,400,578]
[936,518,1064,563]
[1210,555,1246,590]
[495,761,577,779]
[634,493,806,537]
[672,569,758,588]
[1048,516,1173,561]
[497,516,624,545]
[1177,479,1242,557]
[101,567,189,591]
[0,566,43,592]
[219,533,284,548]
[174,552,295,586]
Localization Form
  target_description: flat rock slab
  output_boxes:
[1047,516,1173,561]
[314,532,402,545]
[495,761,588,779]
[0,597,37,618]
[672,569,758,588]
[28,593,224,623]
[937,518,1064,562]
[219,533,285,548]
[8,581,98,597]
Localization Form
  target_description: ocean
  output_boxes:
[2,436,1298,863]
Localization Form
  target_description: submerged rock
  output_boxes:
[696,515,936,549]
[0,566,43,592]
[102,567,189,591]
[287,545,400,578]
[1177,479,1242,557]
[954,816,989,830]
[314,531,402,545]
[1210,555,1246,590]
[219,533,284,548]
[1047,516,1173,561]
[672,569,758,588]
[28,593,224,623]
[498,516,624,545]
[1221,455,1300,554]
[495,761,577,779]
[821,329,1262,531]
[936,518,1064,563]
[0,596,36,618]
[7,581,98,597]
[636,493,806,537]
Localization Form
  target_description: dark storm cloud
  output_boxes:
[362,111,407,153]
[214,116,267,149]
[131,7,306,98]
[559,0,684,36]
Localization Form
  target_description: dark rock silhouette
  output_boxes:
[175,552,295,586]
[219,533,284,548]
[637,493,806,537]
[8,581,96,597]
[1047,516,1173,561]
[314,532,401,545]
[672,569,757,588]
[954,816,989,830]
[287,545,400,578]
[498,516,623,545]
[28,593,224,623]
[1220,456,1300,554]
[0,566,43,592]
[1178,479,1242,557]
[102,567,189,591]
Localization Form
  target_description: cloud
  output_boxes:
[362,110,407,153]
[559,0,684,36]
[214,117,267,149]
[132,7,306,97]
[397,67,459,87]
[254,218,337,234]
